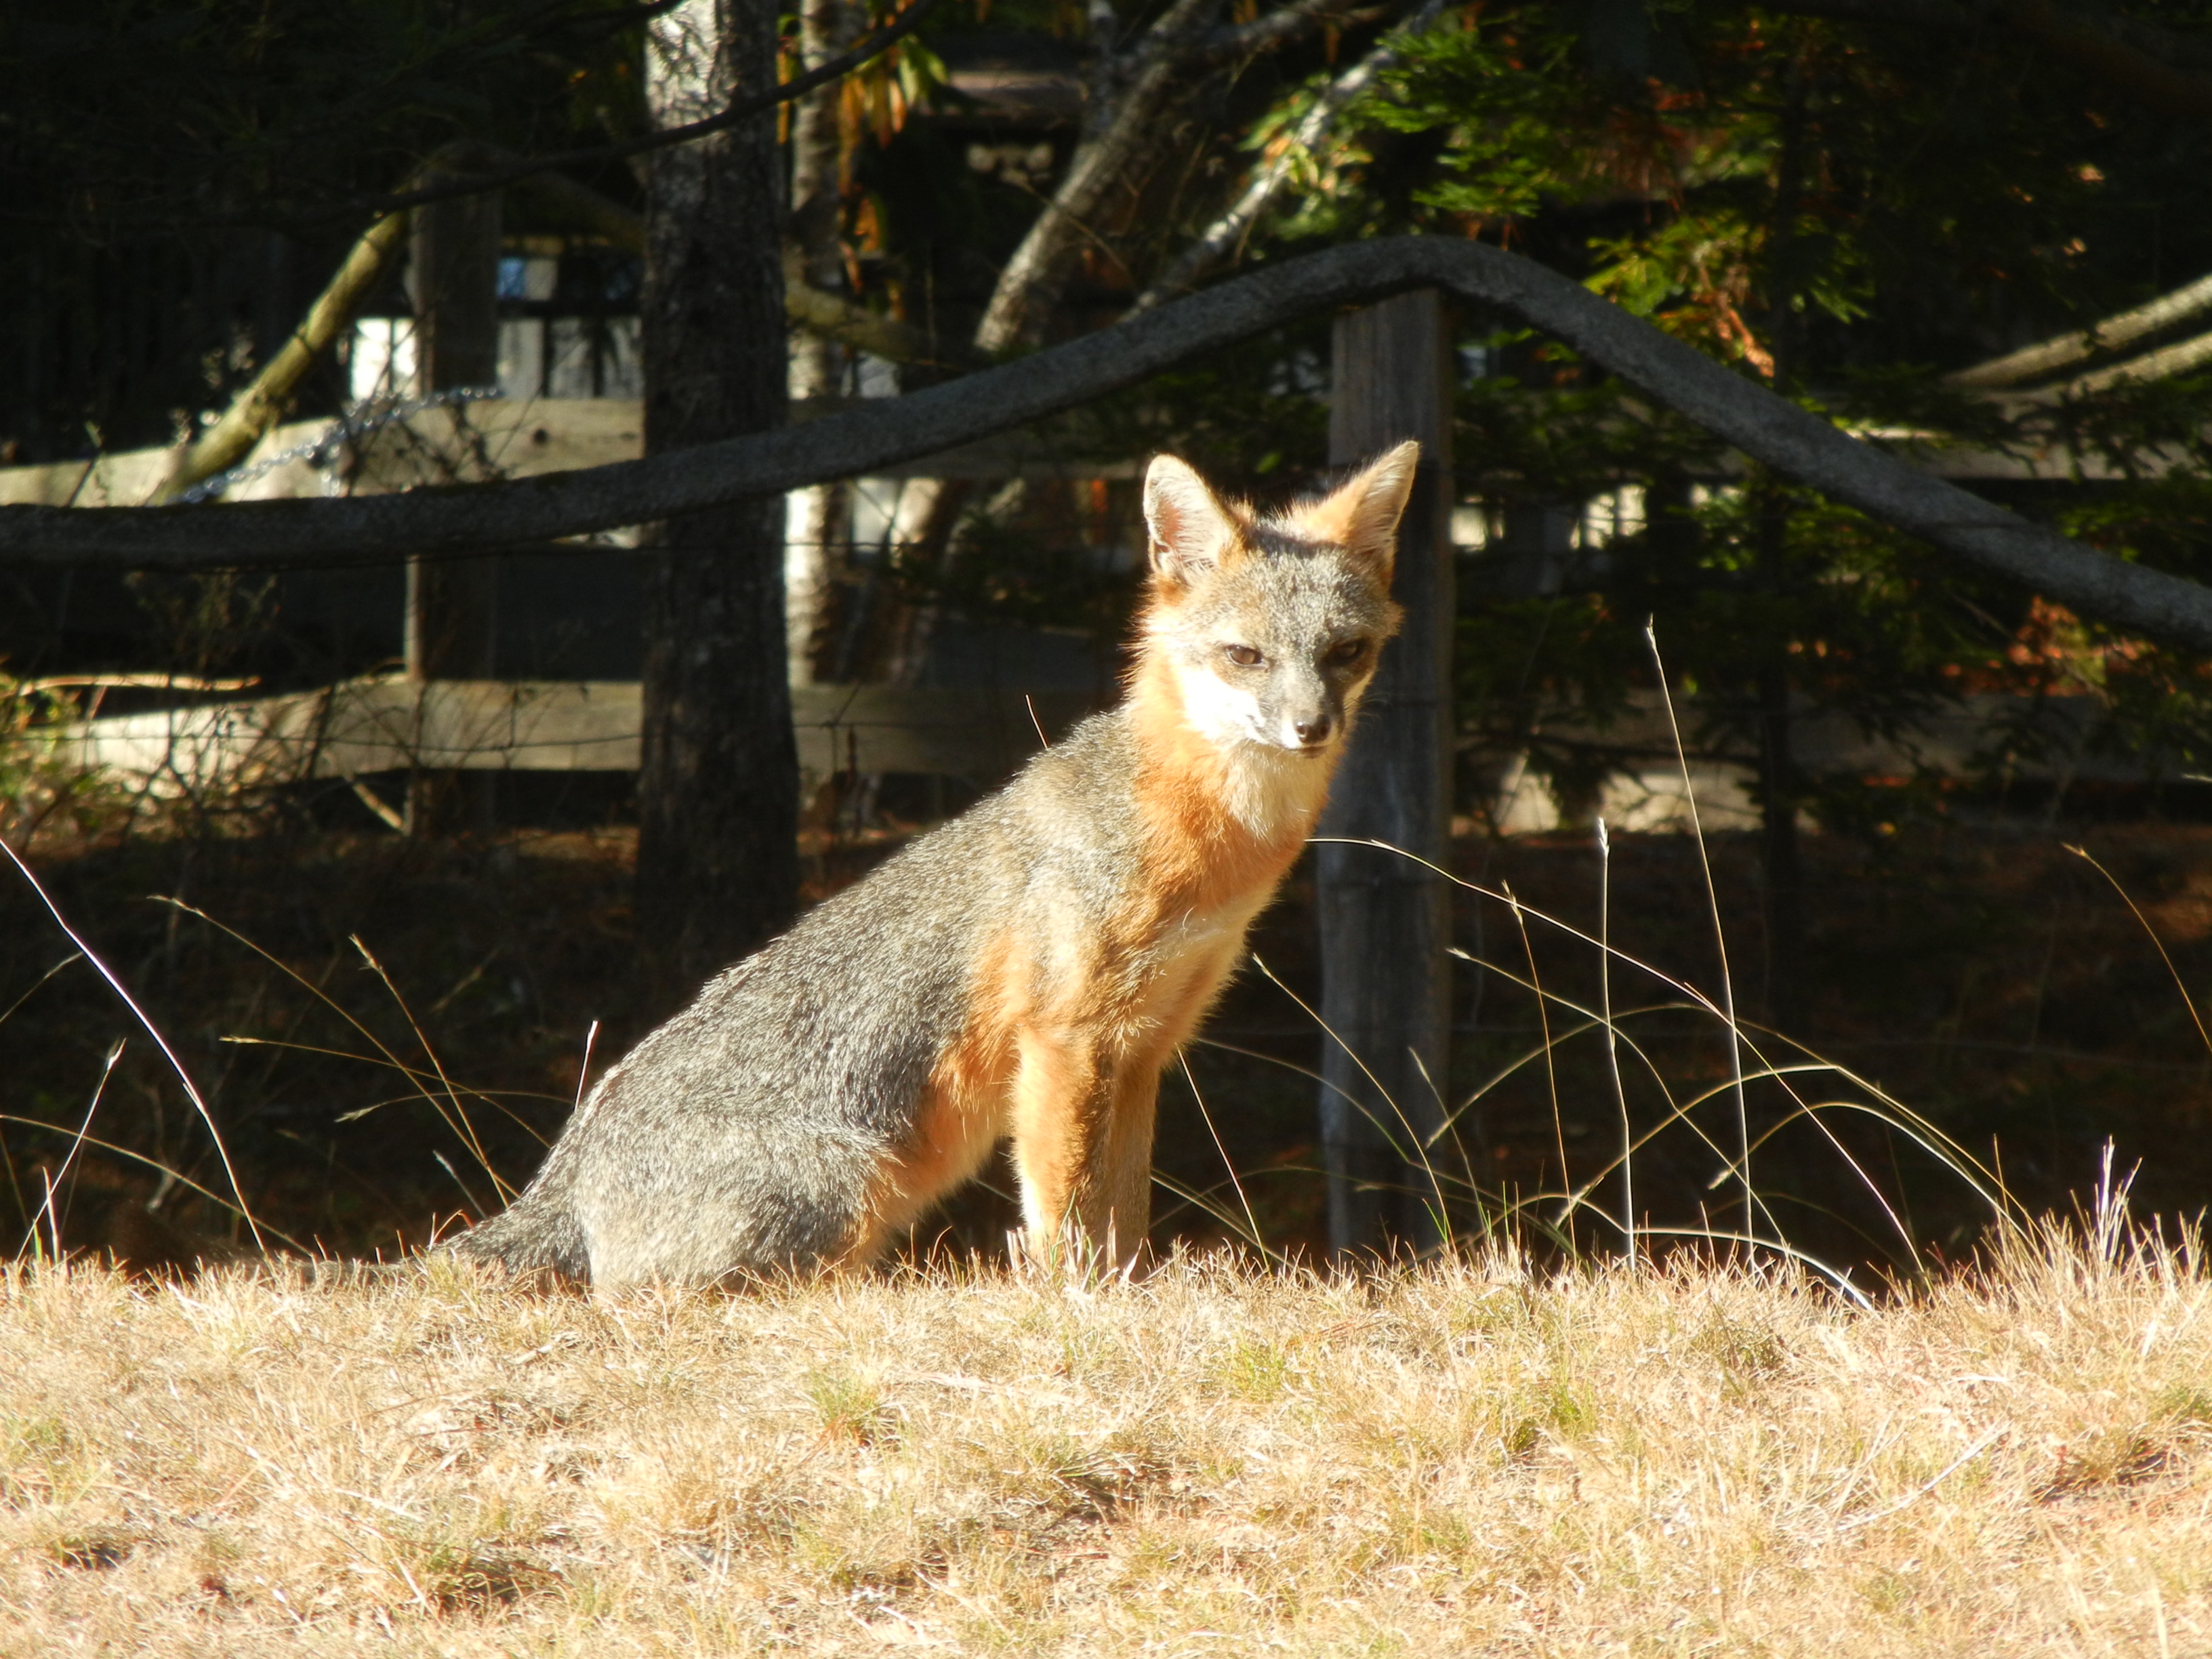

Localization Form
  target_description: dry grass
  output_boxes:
[3,1211,2209,1658]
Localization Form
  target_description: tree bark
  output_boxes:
[785,0,861,687]
[634,0,799,1010]
[404,178,503,836]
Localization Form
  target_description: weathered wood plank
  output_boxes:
[0,396,1130,511]
[12,395,2165,520]
[49,678,1093,795]
[47,672,2139,823]
[1316,290,1457,1257]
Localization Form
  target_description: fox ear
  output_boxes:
[1143,455,1240,588]
[1297,439,1421,581]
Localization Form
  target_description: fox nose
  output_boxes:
[1292,716,1332,747]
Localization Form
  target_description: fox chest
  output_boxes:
[1004,811,1303,1054]
[1101,891,1271,1048]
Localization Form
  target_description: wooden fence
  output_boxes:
[52,677,1097,797]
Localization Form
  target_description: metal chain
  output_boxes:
[176,386,502,504]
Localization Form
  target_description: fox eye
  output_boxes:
[1326,638,1370,667]
[1223,644,1264,668]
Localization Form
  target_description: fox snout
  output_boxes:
[1271,675,1343,753]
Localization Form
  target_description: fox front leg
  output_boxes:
[1070,1059,1160,1269]
[1007,1025,1158,1270]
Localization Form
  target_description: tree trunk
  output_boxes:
[785,0,859,687]
[405,178,501,836]
[635,0,798,1011]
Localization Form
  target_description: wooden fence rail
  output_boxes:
[0,399,1132,512]
[49,674,2135,808]
[50,678,1097,796]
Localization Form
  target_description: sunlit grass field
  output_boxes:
[3,1200,2207,1656]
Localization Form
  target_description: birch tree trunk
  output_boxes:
[635,0,798,1010]
[785,0,861,687]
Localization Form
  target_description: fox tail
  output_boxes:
[448,1191,589,1280]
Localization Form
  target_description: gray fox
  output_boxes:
[455,442,1418,1285]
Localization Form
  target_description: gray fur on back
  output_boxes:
[456,710,1148,1285]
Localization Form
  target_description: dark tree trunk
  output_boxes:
[635,0,798,1012]
[405,180,501,836]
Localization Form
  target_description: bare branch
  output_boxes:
[154,211,411,503]
[497,157,651,250]
[2024,328,2212,399]
[971,0,1375,352]
[1947,268,2212,390]
[1134,0,1446,309]
[155,134,962,509]
[974,0,1221,352]
[782,251,980,368]
[8,238,2212,654]
[1999,0,2212,121]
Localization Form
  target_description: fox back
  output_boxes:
[455,441,1419,1286]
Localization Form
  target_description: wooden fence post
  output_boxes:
[405,180,503,834]
[1316,288,1456,1258]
